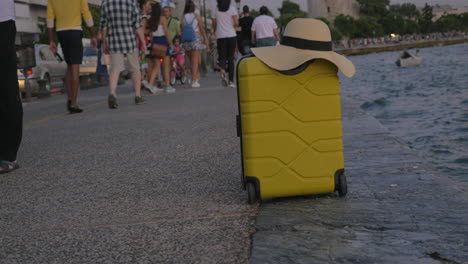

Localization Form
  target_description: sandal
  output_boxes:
[0,160,20,174]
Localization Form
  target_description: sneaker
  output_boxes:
[166,87,176,93]
[191,81,200,88]
[142,80,153,92]
[154,86,165,93]
[229,82,236,88]
[108,94,118,109]
[148,85,164,94]
[221,71,228,87]
[135,96,145,105]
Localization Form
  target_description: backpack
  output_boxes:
[182,16,196,42]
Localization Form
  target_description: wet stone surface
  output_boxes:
[251,98,468,264]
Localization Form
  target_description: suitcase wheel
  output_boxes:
[337,172,348,197]
[247,182,258,204]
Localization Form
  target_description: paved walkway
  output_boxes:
[1,73,467,263]
[1,75,256,263]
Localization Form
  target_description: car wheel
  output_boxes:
[42,73,51,91]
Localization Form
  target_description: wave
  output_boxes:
[361,98,390,110]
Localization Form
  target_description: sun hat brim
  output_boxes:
[251,45,356,78]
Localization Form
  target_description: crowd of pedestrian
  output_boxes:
[0,0,280,174]
[333,31,468,50]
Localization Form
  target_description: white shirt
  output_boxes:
[212,5,237,39]
[183,13,199,33]
[0,0,15,22]
[251,15,278,39]
[153,24,165,37]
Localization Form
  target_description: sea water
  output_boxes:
[340,43,468,181]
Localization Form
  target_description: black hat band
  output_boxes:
[282,36,332,51]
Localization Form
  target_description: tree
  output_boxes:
[354,16,384,38]
[389,3,420,19]
[334,14,357,38]
[277,0,307,29]
[419,3,434,33]
[381,12,405,34]
[433,14,467,32]
[356,0,390,17]
[402,19,420,34]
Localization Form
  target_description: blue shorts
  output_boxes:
[148,36,170,58]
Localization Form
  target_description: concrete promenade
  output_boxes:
[336,37,468,56]
[1,73,467,263]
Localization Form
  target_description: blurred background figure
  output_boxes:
[251,6,280,48]
[147,2,175,93]
[239,5,253,55]
[181,0,209,88]
[212,0,238,88]
[0,0,23,174]
[47,0,97,113]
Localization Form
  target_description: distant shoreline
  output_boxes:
[335,38,468,56]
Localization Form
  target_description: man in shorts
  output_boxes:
[100,0,147,108]
[47,0,97,114]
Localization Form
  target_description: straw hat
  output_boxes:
[251,18,356,78]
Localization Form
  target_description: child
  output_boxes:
[172,35,186,74]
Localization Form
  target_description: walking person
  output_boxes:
[0,0,23,174]
[251,6,280,48]
[239,5,253,55]
[47,0,97,114]
[138,0,153,92]
[163,5,180,41]
[147,2,175,93]
[212,0,238,88]
[181,0,209,88]
[100,0,147,108]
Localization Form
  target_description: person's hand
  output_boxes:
[49,41,58,54]
[140,42,147,53]
[205,39,210,51]
[90,37,97,49]
[103,41,110,55]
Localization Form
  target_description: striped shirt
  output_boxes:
[100,0,142,54]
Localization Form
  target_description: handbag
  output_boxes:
[152,43,167,59]
[101,53,111,65]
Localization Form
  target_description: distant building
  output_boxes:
[308,0,359,21]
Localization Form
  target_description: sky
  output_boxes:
[227,0,467,17]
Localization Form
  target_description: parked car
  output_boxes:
[17,44,67,96]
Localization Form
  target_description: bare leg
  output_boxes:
[191,50,199,83]
[69,64,80,107]
[163,56,170,88]
[109,70,121,96]
[149,58,161,86]
[185,50,192,81]
[146,59,154,82]
[65,66,72,101]
[131,70,141,97]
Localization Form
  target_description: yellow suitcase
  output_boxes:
[236,57,348,204]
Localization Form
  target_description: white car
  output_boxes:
[17,44,67,96]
